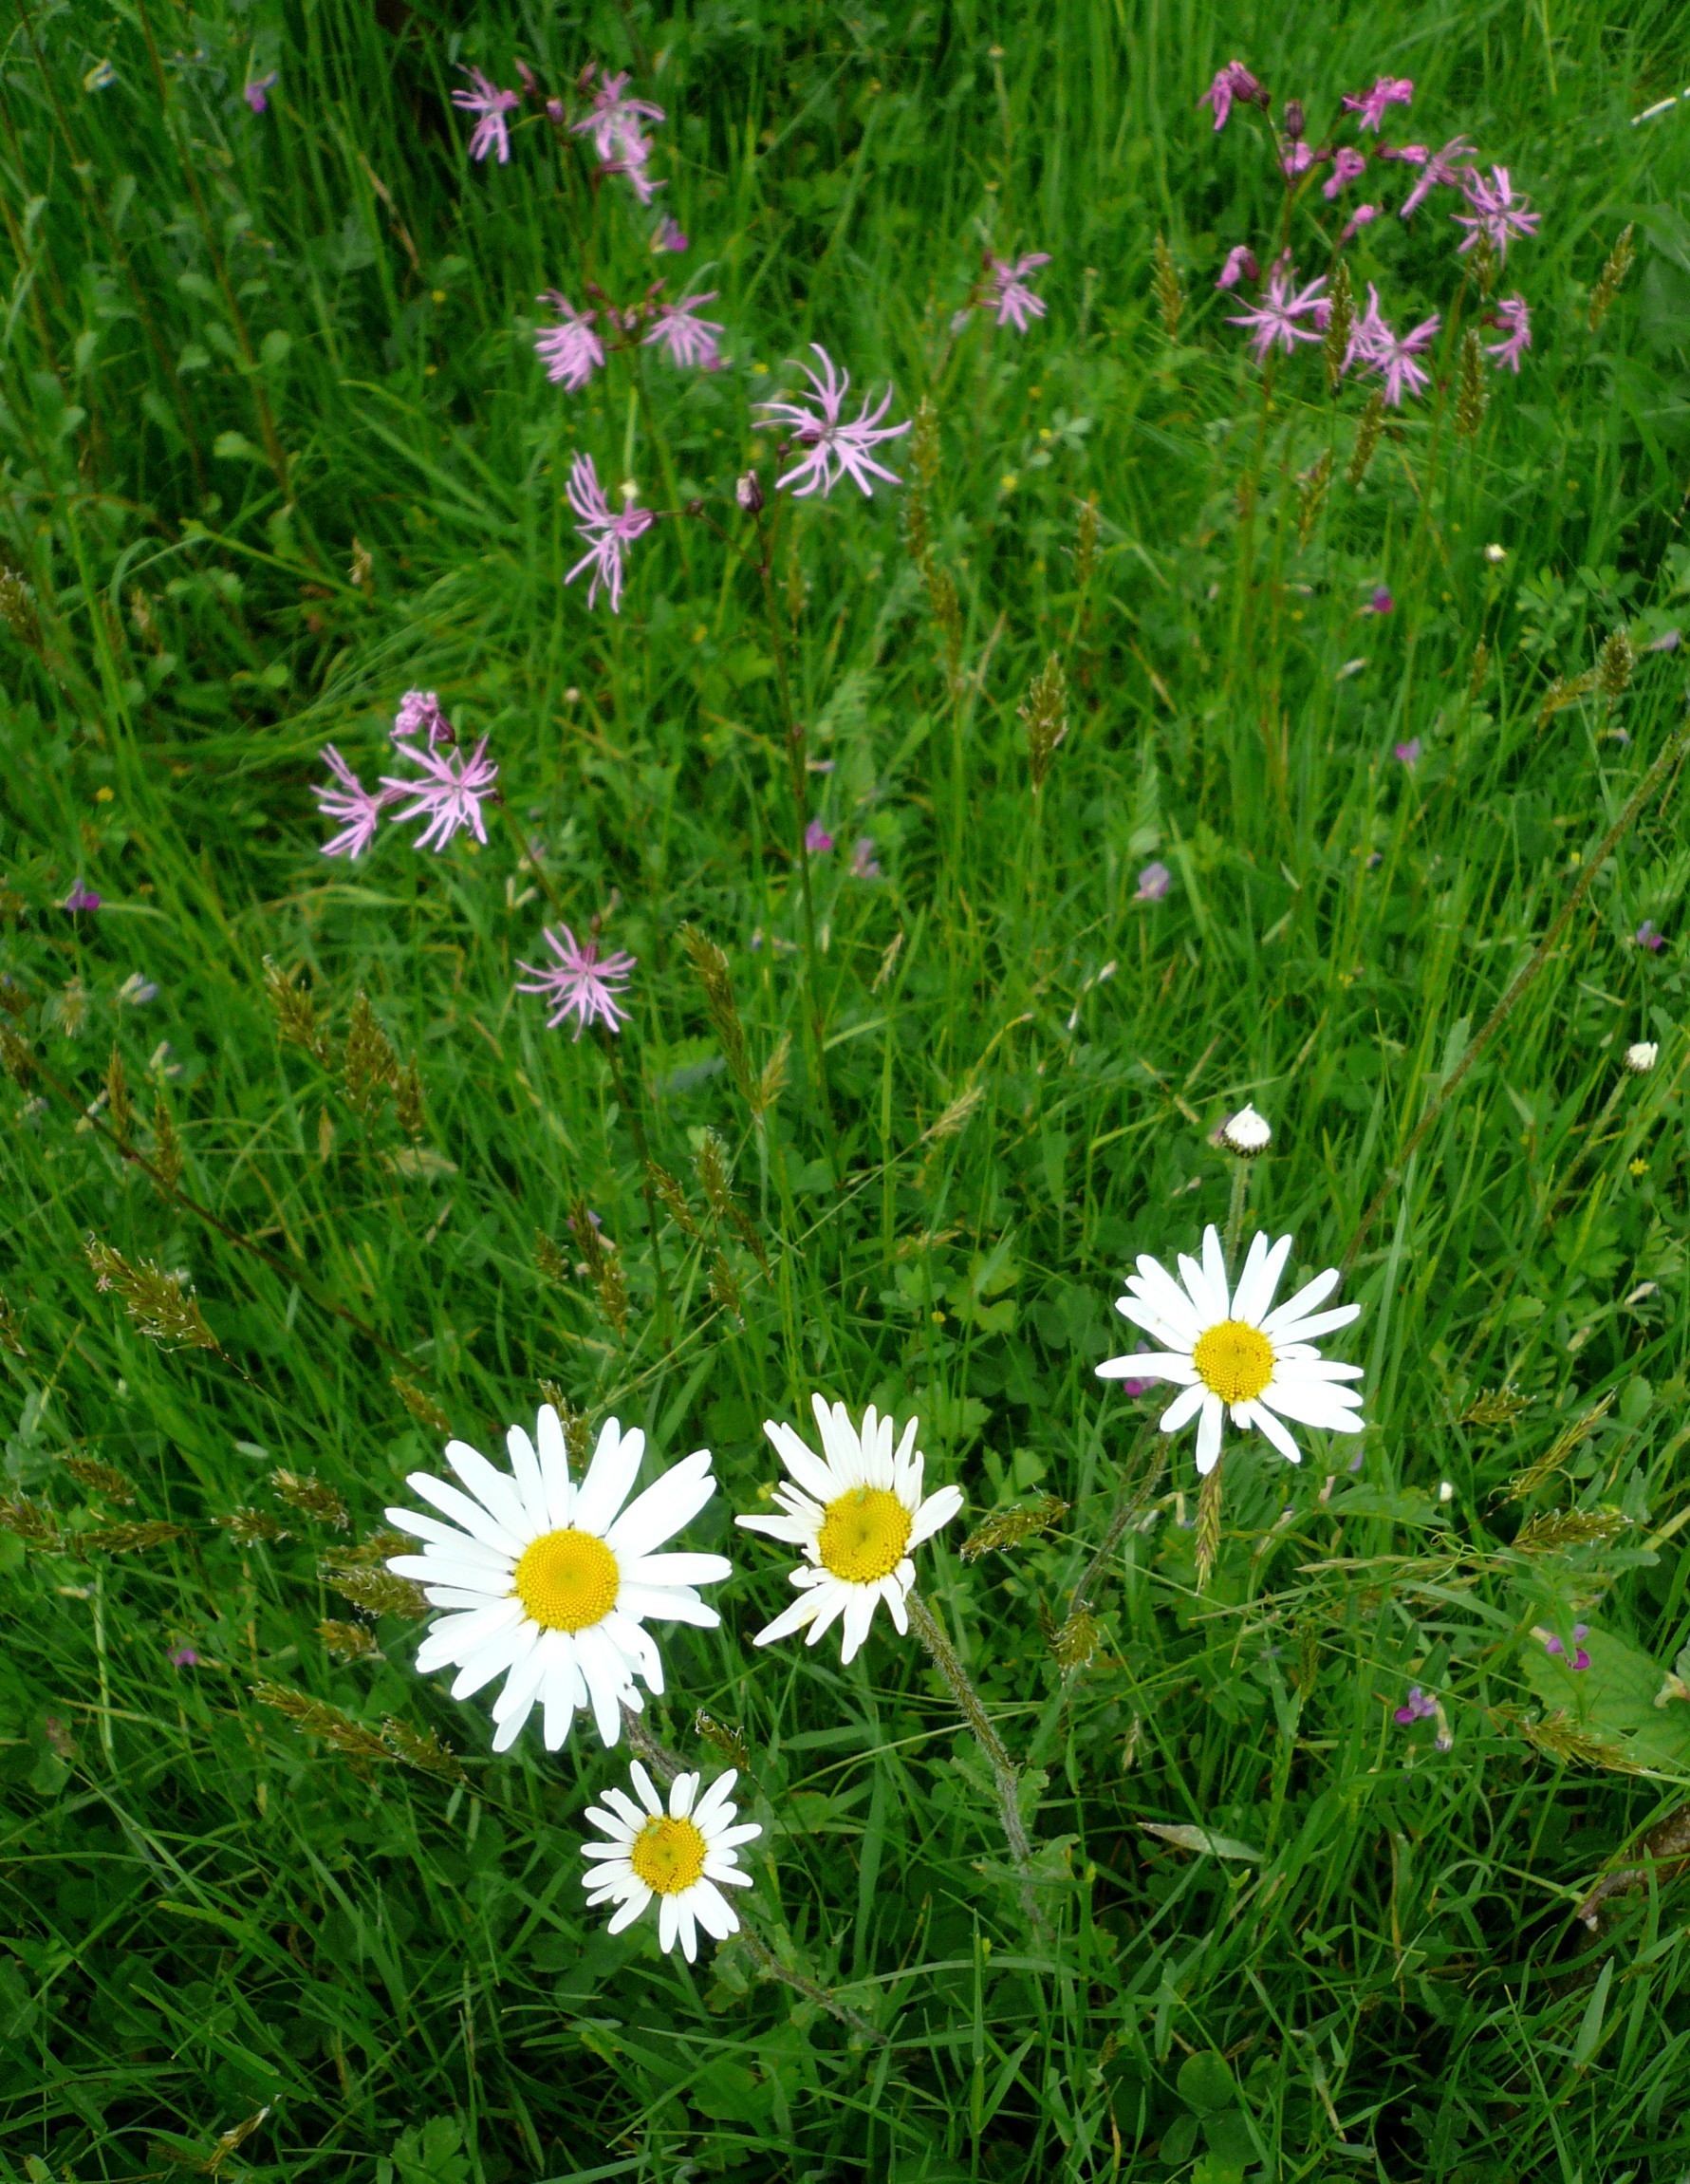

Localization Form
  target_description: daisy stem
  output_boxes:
[1343,714,1690,1271]
[618,1706,884,2043]
[1223,1159,1251,1268]
[903,1588,1048,1940]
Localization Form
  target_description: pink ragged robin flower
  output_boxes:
[381,737,497,853]
[1484,294,1532,371]
[756,345,909,499]
[314,746,395,860]
[453,66,521,164]
[243,72,277,114]
[1397,136,1475,219]
[986,252,1051,331]
[1216,246,1258,290]
[1281,141,1317,178]
[534,294,605,391]
[606,142,664,204]
[515,924,636,1037]
[1454,165,1540,263]
[1198,60,1266,132]
[1340,204,1381,244]
[1342,76,1413,132]
[564,454,655,613]
[393,689,453,747]
[571,67,665,164]
[1324,147,1367,198]
[644,293,724,369]
[1227,259,1327,360]
[652,216,689,253]
[1345,281,1391,370]
[1372,311,1440,405]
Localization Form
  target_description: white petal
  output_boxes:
[489,1641,551,1748]
[658,1893,679,1954]
[606,1884,650,1934]
[1160,1382,1208,1434]
[839,1587,878,1664]
[603,1607,664,1693]
[1195,1396,1224,1475]
[389,1553,507,1590]
[710,1820,763,1852]
[1097,1352,1195,1382]
[804,1580,854,1655]
[404,1473,527,1559]
[629,1765,664,1817]
[605,1450,716,1559]
[669,1770,699,1819]
[815,1395,864,1488]
[763,1418,839,1504]
[443,1439,532,1543]
[575,1418,645,1535]
[1238,1401,1303,1465]
[734,1512,819,1545]
[1114,1296,1198,1350]
[1200,1226,1232,1318]
[1232,1232,1292,1326]
[1128,1258,1205,1342]
[616,1582,721,1629]
[752,1592,823,1648]
[1176,1250,1220,1326]
[1259,1266,1341,1334]
[690,1876,738,1939]
[575,1621,633,1745]
[542,1637,585,1750]
[535,1405,576,1528]
[1266,1303,1362,1346]
[694,1770,737,1825]
[675,1899,697,1963]
[1259,1380,1364,1430]
[883,1577,911,1634]
[421,1583,512,1612]
[385,1506,515,1567]
[505,1425,552,1533]
[620,1551,733,1589]
[908,1483,963,1548]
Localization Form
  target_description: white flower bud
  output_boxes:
[1624,1041,1658,1074]
[1219,1104,1272,1157]
[1483,542,1507,564]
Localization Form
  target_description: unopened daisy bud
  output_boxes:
[734,471,763,513]
[1484,541,1507,564]
[1219,1105,1272,1157]
[1624,1041,1658,1074]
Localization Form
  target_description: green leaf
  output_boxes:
[1177,2050,1238,2111]
[1572,1957,1614,2065]
[1140,1822,1262,1860]
[214,430,262,462]
[1520,1627,1690,1773]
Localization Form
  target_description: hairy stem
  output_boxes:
[904,1588,1048,1939]
[1343,718,1690,1271]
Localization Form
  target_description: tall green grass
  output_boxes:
[4,0,1690,2176]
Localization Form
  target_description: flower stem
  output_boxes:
[1223,1159,1252,1267]
[619,1705,883,2042]
[598,1033,674,1353]
[903,1587,1048,1939]
[1343,717,1690,1270]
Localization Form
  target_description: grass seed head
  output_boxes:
[252,1680,392,1774]
[270,1468,350,1529]
[343,992,400,1114]
[151,1094,184,1198]
[1588,222,1636,332]
[1455,329,1487,441]
[751,1030,791,1119]
[1599,625,1634,701]
[79,1520,186,1555]
[0,569,43,653]
[321,1565,428,1619]
[1074,494,1101,588]
[0,1493,63,1550]
[1296,448,1332,549]
[217,1507,288,1545]
[679,924,751,1098]
[85,1239,222,1353]
[570,1193,628,1339]
[61,1453,138,1503]
[105,1043,133,1142]
[262,956,332,1065]
[695,1708,751,1768]
[319,1618,381,1661]
[1322,259,1354,393]
[1346,393,1385,491]
[646,1160,700,1237]
[1020,652,1068,795]
[380,1716,466,1783]
[1152,233,1183,343]
[391,1373,451,1434]
[394,1053,427,1140]
[961,1494,1069,1561]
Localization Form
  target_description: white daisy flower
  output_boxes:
[581,1761,761,1962]
[736,1394,963,1663]
[1096,1225,1365,1474]
[385,1406,731,1753]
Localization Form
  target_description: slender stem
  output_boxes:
[599,1033,674,1352]
[3,1035,418,1369]
[1065,1429,1164,1634]
[619,1706,884,2042]
[1223,1160,1251,1266]
[904,1587,1047,1939]
[751,506,835,1143]
[1343,718,1690,1271]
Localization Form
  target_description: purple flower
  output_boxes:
[1134,861,1171,902]
[986,252,1051,331]
[1198,60,1266,132]
[534,293,604,391]
[1116,1377,1157,1399]
[313,747,394,861]
[606,143,664,203]
[1648,629,1681,654]
[1395,738,1421,766]
[1536,1622,1590,1671]
[1484,294,1532,372]
[381,738,497,853]
[571,68,665,164]
[849,835,882,879]
[1343,76,1414,132]
[1636,920,1666,953]
[756,345,910,500]
[515,924,636,1038]
[393,689,453,747]
[1454,165,1540,264]
[1345,281,1391,370]
[1280,141,1317,178]
[1216,246,1258,290]
[805,819,834,854]
[1364,588,1395,615]
[652,216,689,253]
[644,292,724,370]
[1393,1685,1437,1726]
[1366,303,1441,406]
[168,1645,201,1669]
[1339,204,1381,244]
[564,453,655,614]
[1399,136,1476,219]
[453,66,521,164]
[1227,259,1328,360]
[1324,146,1368,199]
[64,880,101,911]
[243,72,277,114]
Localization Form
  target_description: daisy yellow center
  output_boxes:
[512,1527,619,1632]
[817,1486,912,1585]
[629,1815,707,1895]
[1191,1320,1275,1405]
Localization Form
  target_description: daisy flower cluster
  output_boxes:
[1208,63,1538,405]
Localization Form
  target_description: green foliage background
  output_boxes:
[5,0,1690,2176]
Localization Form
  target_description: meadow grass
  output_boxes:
[5,0,1690,2176]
